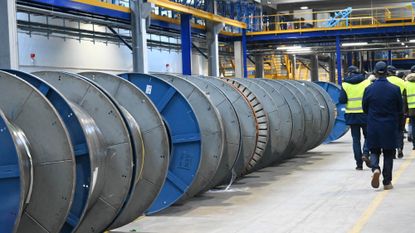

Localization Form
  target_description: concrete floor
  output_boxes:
[112,135,415,233]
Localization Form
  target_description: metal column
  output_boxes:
[131,0,151,73]
[329,53,336,83]
[242,29,248,78]
[310,54,319,82]
[347,52,353,67]
[387,50,392,65]
[207,22,224,77]
[181,14,192,75]
[0,0,18,69]
[336,36,342,85]
[254,55,264,78]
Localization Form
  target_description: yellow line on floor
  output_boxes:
[348,150,415,233]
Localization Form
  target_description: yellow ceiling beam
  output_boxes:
[147,0,247,29]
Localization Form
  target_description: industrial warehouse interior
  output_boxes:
[2,0,415,233]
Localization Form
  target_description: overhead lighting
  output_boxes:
[406,45,409,48]
[409,39,415,43]
[277,46,302,50]
[397,39,400,42]
[300,6,309,10]
[401,42,405,46]
[286,47,312,53]
[341,42,369,47]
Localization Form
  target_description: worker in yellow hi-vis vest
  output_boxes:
[405,65,415,150]
[387,65,406,159]
[339,66,371,170]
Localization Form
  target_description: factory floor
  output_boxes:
[112,134,415,233]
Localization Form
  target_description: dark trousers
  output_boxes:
[370,148,394,185]
[397,114,405,150]
[411,116,415,148]
[350,124,369,167]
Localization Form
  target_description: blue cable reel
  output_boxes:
[315,81,349,143]
[119,73,202,214]
[3,70,93,233]
[0,110,23,233]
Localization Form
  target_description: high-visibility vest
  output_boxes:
[387,76,406,94]
[406,81,415,109]
[342,79,371,113]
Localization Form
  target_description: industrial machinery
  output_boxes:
[0,70,335,233]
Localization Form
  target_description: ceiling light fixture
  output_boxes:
[277,46,302,50]
[401,42,405,46]
[409,39,415,43]
[300,6,309,10]
[341,42,369,47]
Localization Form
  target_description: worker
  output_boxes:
[339,65,371,170]
[363,61,403,190]
[387,65,406,159]
[405,65,415,150]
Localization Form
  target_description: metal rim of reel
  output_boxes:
[222,78,270,173]
[230,78,292,169]
[152,73,225,200]
[0,71,76,233]
[296,81,330,149]
[3,69,105,233]
[79,72,170,228]
[0,110,27,233]
[259,79,306,156]
[118,73,202,215]
[299,81,336,146]
[276,80,315,153]
[200,77,255,180]
[32,71,134,233]
[314,81,349,143]
[184,76,242,190]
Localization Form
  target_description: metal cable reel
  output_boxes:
[79,72,169,228]
[118,73,202,214]
[200,77,257,178]
[32,71,134,233]
[0,71,76,233]
[277,81,317,153]
[152,73,225,201]
[222,78,270,173]
[298,81,336,147]
[3,69,107,233]
[183,76,242,190]
[230,78,293,169]
[259,79,306,157]
[315,81,349,143]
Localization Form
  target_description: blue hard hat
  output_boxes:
[374,61,387,75]
[411,65,415,73]
[387,65,397,75]
[347,65,359,74]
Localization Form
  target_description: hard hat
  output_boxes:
[411,65,415,73]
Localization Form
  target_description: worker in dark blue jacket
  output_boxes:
[363,61,403,190]
[339,66,371,170]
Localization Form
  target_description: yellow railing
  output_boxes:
[246,5,415,34]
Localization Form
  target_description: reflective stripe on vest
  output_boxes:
[406,81,415,109]
[342,79,371,113]
[387,76,406,94]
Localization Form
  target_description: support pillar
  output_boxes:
[181,14,192,75]
[131,0,151,73]
[310,54,319,82]
[242,29,248,78]
[254,54,264,78]
[329,53,336,83]
[292,55,297,80]
[0,0,18,69]
[207,22,224,77]
[234,41,243,78]
[387,50,392,65]
[336,36,342,85]
[347,52,353,67]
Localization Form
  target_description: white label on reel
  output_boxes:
[145,85,152,95]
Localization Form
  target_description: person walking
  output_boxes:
[405,65,415,150]
[363,61,403,190]
[339,66,371,170]
[387,65,406,158]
